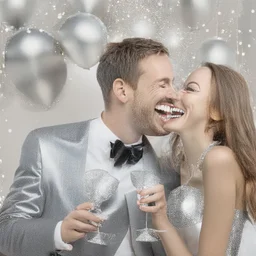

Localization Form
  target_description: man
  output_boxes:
[0,38,179,256]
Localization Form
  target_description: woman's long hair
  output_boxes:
[170,62,256,221]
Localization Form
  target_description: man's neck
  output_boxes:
[101,111,142,144]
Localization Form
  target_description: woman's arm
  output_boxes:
[198,146,238,255]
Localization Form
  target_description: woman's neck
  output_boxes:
[180,131,214,167]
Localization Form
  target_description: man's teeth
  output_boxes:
[155,105,184,115]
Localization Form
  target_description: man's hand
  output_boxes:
[61,202,103,243]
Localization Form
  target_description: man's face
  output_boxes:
[130,54,178,136]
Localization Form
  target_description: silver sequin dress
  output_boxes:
[167,145,256,255]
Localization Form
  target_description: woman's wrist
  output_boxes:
[152,213,170,229]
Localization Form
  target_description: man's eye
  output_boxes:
[159,84,167,88]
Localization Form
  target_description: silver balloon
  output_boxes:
[162,28,185,50]
[2,0,36,29]
[58,13,108,69]
[180,0,217,30]
[131,20,156,39]
[198,38,237,69]
[5,28,67,108]
[68,0,108,20]
[0,1,3,24]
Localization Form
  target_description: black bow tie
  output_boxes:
[110,139,144,167]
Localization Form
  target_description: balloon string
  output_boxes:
[236,0,241,71]
[216,0,221,37]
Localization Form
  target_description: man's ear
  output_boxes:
[210,108,222,121]
[112,78,131,103]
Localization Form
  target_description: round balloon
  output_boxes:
[58,12,108,69]
[131,20,156,39]
[179,0,217,30]
[68,0,108,21]
[5,28,67,108]
[0,2,3,24]
[2,0,36,29]
[198,38,237,69]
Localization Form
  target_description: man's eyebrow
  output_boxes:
[153,78,171,84]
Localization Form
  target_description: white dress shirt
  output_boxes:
[54,117,145,255]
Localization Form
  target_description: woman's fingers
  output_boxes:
[137,184,167,214]
[138,191,164,205]
[139,202,166,213]
[138,184,164,197]
[138,184,165,203]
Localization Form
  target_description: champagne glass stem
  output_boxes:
[145,212,148,229]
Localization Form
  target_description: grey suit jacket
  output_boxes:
[0,120,179,256]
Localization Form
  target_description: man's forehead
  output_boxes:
[139,55,172,72]
[139,53,170,64]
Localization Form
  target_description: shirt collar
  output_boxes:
[90,116,143,151]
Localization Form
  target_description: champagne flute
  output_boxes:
[130,170,165,242]
[84,169,119,245]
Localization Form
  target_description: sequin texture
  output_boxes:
[167,185,248,255]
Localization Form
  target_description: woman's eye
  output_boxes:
[184,86,195,92]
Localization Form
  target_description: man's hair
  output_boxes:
[96,37,169,107]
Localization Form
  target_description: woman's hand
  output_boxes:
[138,185,192,256]
[137,184,168,219]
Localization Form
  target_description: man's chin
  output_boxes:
[155,130,170,136]
[156,119,171,136]
[147,125,170,137]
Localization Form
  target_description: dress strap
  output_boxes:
[197,141,221,171]
[183,141,221,186]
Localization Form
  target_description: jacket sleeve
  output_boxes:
[0,130,57,256]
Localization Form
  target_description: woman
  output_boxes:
[138,63,256,255]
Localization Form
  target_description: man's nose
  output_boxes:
[166,87,180,101]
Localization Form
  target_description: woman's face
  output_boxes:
[163,67,213,135]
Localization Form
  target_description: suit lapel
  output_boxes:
[125,136,163,256]
[72,120,129,256]
[125,190,154,256]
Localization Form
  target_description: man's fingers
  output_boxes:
[69,230,86,241]
[61,203,106,244]
[76,202,94,211]
[71,219,98,233]
[71,209,103,224]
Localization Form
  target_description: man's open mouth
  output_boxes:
[155,104,184,121]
